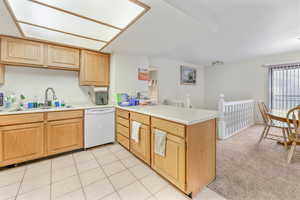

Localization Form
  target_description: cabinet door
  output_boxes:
[47,118,83,155]
[0,37,44,66]
[130,124,151,165]
[46,45,80,69]
[80,50,109,86]
[0,123,44,166]
[151,129,186,191]
[0,64,4,84]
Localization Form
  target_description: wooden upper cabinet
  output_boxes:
[80,50,110,86]
[0,64,4,84]
[0,37,44,66]
[46,45,80,70]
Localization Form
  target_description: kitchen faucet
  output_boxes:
[44,87,57,107]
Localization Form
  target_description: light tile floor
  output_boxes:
[0,143,225,200]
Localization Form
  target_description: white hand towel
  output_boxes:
[131,121,141,143]
[154,129,167,157]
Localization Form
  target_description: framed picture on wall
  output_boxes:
[138,68,149,81]
[180,65,196,85]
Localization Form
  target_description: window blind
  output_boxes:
[269,63,300,111]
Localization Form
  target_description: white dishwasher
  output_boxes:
[84,107,115,148]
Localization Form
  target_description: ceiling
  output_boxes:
[1,0,148,51]
[1,0,300,65]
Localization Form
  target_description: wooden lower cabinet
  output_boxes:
[116,108,216,197]
[130,124,151,165]
[151,130,186,191]
[0,110,84,167]
[0,123,44,167]
[47,118,83,155]
[116,109,130,150]
[116,134,129,149]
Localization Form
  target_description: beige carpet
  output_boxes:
[208,125,300,200]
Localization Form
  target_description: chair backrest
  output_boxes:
[286,106,300,139]
[258,101,270,124]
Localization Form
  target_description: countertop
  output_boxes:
[0,103,114,115]
[0,103,218,125]
[116,105,219,125]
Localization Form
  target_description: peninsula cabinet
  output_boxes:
[151,127,186,191]
[116,109,130,149]
[46,45,80,70]
[80,50,110,86]
[130,112,151,165]
[115,108,216,197]
[0,37,44,66]
[0,110,84,167]
[151,117,216,197]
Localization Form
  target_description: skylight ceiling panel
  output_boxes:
[20,23,106,50]
[9,0,120,42]
[32,0,146,29]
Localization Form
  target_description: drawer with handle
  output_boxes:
[116,109,129,119]
[151,117,185,138]
[117,116,129,127]
[117,124,129,138]
[117,134,129,149]
[131,112,150,125]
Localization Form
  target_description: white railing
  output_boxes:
[218,94,255,139]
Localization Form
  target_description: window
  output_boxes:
[269,64,300,110]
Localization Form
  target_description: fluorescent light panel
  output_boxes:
[9,0,120,42]
[6,0,148,51]
[20,23,106,50]
[32,0,145,29]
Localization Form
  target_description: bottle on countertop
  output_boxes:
[33,96,38,108]
[0,92,3,106]
[185,94,192,108]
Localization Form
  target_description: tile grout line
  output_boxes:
[91,146,123,200]
[111,143,180,200]
[14,165,28,200]
[109,144,157,200]
[72,153,88,200]
[118,155,157,199]
[50,159,53,200]
[51,155,83,199]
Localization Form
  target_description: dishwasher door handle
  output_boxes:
[85,109,114,115]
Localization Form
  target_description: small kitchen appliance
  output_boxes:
[95,91,108,105]
[92,87,108,105]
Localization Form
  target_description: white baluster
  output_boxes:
[218,94,226,139]
[218,96,255,139]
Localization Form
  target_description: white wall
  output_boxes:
[109,53,150,103]
[204,51,300,110]
[0,66,92,104]
[149,57,205,108]
[109,54,205,108]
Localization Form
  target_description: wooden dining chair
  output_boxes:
[286,106,300,163]
[257,101,288,148]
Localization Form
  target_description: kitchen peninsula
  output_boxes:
[115,105,218,197]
